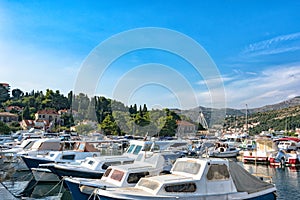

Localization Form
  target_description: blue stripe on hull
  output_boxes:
[21,156,53,169]
[246,192,277,200]
[64,179,90,200]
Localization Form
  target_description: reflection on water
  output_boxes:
[241,163,300,200]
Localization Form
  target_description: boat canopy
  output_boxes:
[229,161,274,194]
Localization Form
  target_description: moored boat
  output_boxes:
[95,157,277,200]
[64,151,179,200]
[243,138,277,164]
[207,142,240,158]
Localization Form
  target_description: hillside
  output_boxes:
[180,96,300,133]
[248,96,300,114]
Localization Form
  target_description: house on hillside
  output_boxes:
[176,120,197,137]
[0,83,10,90]
[20,119,35,130]
[35,109,60,123]
[5,106,23,113]
[20,119,52,131]
[0,112,18,123]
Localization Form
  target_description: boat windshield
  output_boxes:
[103,168,112,177]
[23,141,35,149]
[126,144,135,153]
[172,161,201,174]
[127,172,149,184]
[143,143,152,151]
[133,145,142,155]
[110,169,124,182]
[137,179,160,190]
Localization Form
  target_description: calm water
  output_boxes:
[1,162,300,199]
[242,163,300,200]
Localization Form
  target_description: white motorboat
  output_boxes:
[243,138,277,164]
[64,151,179,200]
[21,141,102,170]
[96,157,277,200]
[207,142,240,158]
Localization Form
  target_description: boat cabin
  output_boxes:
[99,157,276,199]
[80,156,135,171]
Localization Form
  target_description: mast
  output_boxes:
[245,104,248,134]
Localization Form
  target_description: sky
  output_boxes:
[1,0,300,110]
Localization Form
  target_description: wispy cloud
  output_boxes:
[241,32,300,57]
[223,63,300,108]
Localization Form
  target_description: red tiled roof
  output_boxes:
[0,112,18,117]
[36,110,58,115]
[0,83,9,87]
[22,119,35,126]
[176,120,195,126]
[6,106,23,111]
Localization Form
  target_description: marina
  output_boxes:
[1,134,300,199]
[1,160,300,199]
[1,1,300,200]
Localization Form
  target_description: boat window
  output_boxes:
[165,182,197,193]
[61,154,75,160]
[206,164,230,181]
[127,172,149,184]
[102,161,121,170]
[123,160,134,165]
[78,143,85,151]
[143,143,152,151]
[152,144,160,151]
[137,179,160,190]
[24,141,34,149]
[110,169,124,182]
[172,161,200,174]
[126,144,135,153]
[103,168,112,177]
[88,160,94,165]
[49,153,55,157]
[133,145,142,155]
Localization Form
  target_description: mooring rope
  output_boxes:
[44,178,64,196]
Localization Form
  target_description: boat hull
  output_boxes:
[97,191,277,200]
[48,165,104,179]
[21,156,53,170]
[64,178,91,200]
[209,152,239,158]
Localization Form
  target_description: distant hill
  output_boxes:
[178,96,300,127]
[248,96,300,114]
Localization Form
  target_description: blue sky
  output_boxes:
[1,0,300,109]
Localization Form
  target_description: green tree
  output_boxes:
[0,84,9,105]
[95,96,112,123]
[0,121,10,134]
[86,98,97,121]
[157,109,179,137]
[12,88,24,99]
[60,113,74,128]
[159,115,178,137]
[8,121,21,132]
[76,124,94,135]
[22,106,31,120]
[100,114,120,135]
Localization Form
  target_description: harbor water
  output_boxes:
[1,162,300,199]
